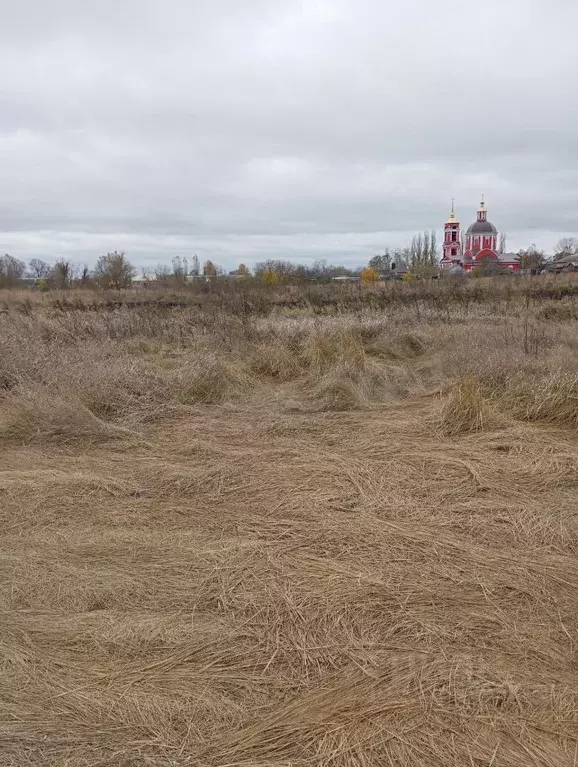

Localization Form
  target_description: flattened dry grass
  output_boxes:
[1,294,578,766]
[0,389,135,446]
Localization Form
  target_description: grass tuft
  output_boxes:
[174,358,252,405]
[309,373,366,411]
[499,371,578,428]
[439,375,502,435]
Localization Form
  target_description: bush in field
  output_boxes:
[360,267,379,284]
[439,376,500,435]
[470,256,507,278]
[94,251,136,289]
[262,269,280,285]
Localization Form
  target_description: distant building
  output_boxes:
[390,260,409,277]
[16,277,37,288]
[545,253,578,274]
[440,200,520,272]
[332,275,359,282]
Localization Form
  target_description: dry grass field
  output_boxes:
[1,279,578,766]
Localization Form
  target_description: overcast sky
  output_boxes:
[1,0,578,270]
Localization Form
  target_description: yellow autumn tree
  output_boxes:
[203,260,217,277]
[360,266,379,284]
[262,269,280,285]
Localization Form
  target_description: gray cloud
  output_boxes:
[1,0,577,269]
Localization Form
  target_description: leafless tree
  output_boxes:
[172,256,188,283]
[368,250,392,273]
[28,258,51,279]
[51,260,74,288]
[79,265,92,286]
[0,254,26,288]
[429,230,437,265]
[409,230,437,276]
[154,265,171,284]
[518,245,546,271]
[555,237,578,257]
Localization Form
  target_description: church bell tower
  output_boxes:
[442,200,462,266]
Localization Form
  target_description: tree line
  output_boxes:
[1,237,576,290]
[0,252,135,290]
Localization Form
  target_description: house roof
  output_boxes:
[550,260,578,270]
[553,253,578,265]
[497,252,520,263]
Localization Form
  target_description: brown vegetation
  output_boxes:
[1,276,577,766]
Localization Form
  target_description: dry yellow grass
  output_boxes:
[1,285,578,766]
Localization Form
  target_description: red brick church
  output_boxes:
[440,199,520,272]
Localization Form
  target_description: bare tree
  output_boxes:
[409,231,437,276]
[498,233,507,255]
[429,230,438,265]
[518,245,546,272]
[410,233,424,269]
[369,250,392,274]
[423,231,431,265]
[51,260,73,289]
[28,258,51,279]
[555,237,578,258]
[94,251,135,289]
[154,264,171,284]
[79,265,92,286]
[190,254,200,277]
[172,256,188,283]
[0,254,26,288]
[254,260,297,282]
